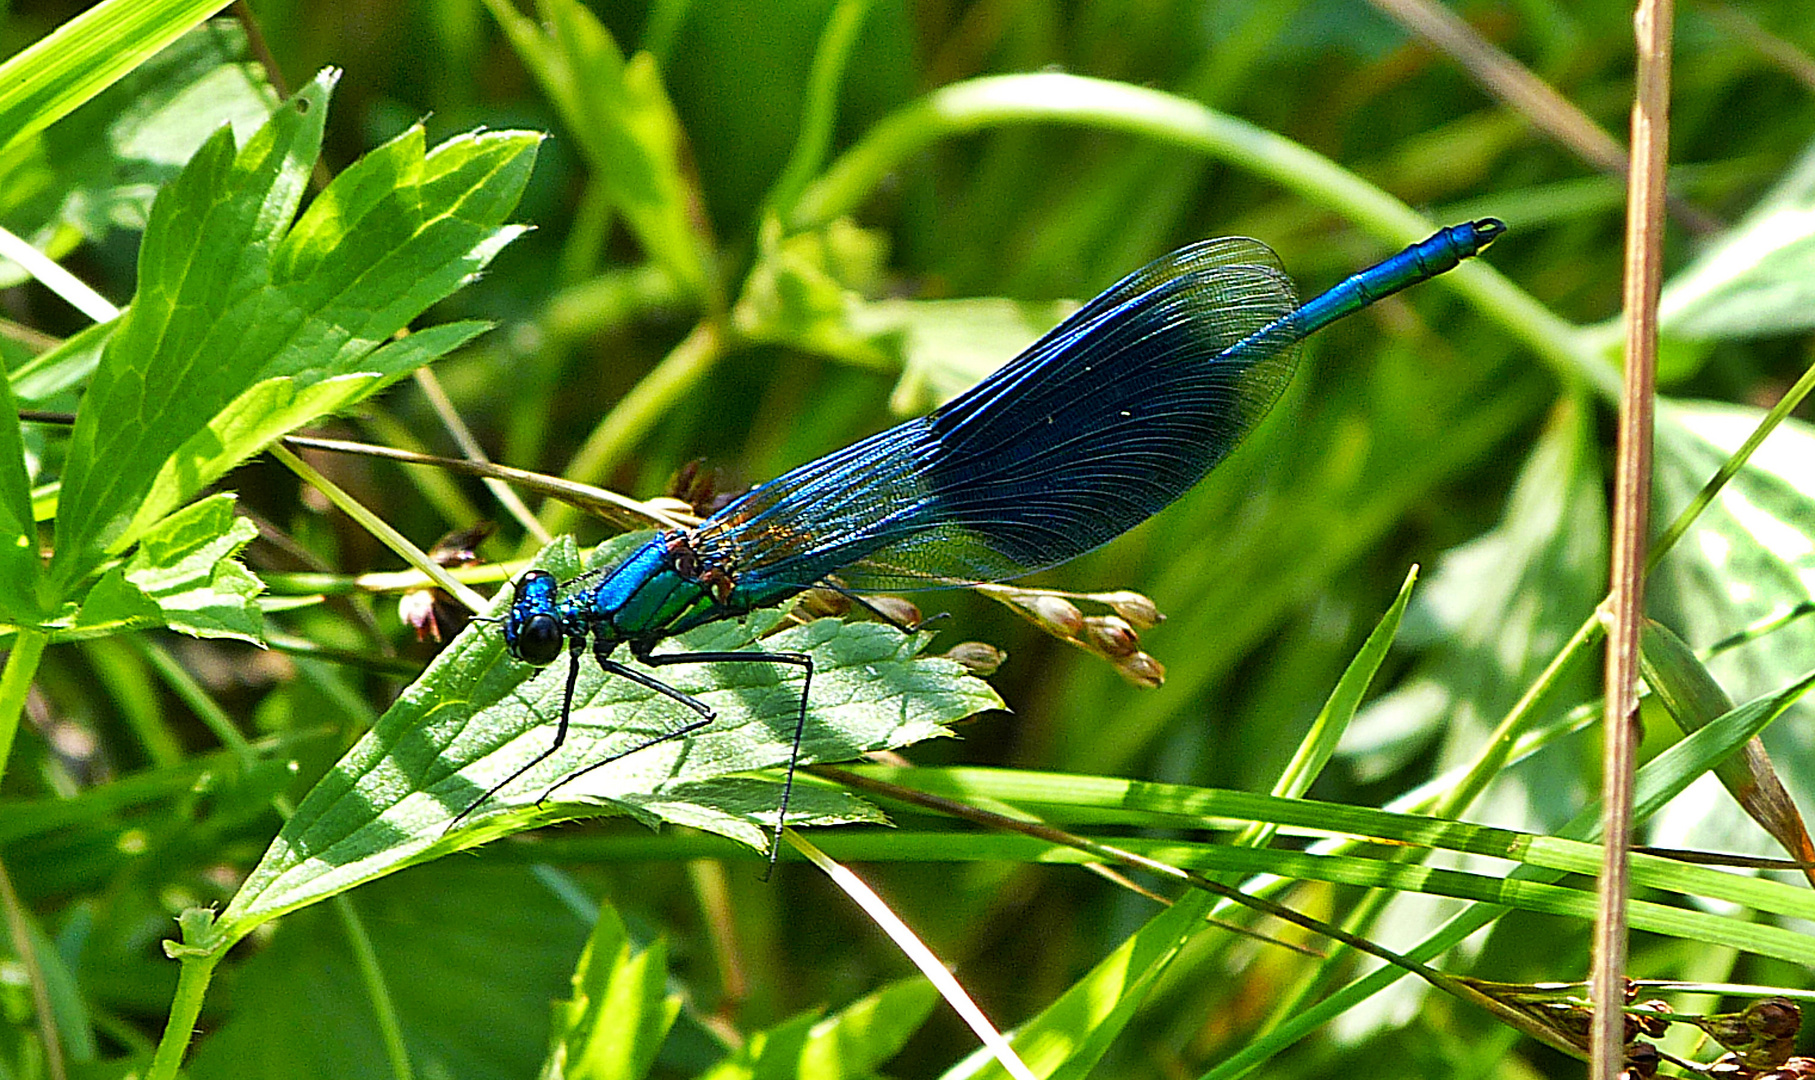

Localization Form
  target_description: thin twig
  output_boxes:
[1594,1,1673,1077]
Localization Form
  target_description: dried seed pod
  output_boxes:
[1094,589,1164,629]
[943,642,1007,676]
[795,588,853,620]
[1116,651,1166,688]
[865,595,923,630]
[1082,615,1139,658]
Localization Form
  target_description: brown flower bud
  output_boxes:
[1116,651,1166,688]
[1082,615,1139,658]
[943,642,1006,676]
[1095,589,1163,629]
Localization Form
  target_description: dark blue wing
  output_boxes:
[689,236,1303,592]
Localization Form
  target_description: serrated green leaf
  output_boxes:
[0,21,277,286]
[0,367,46,622]
[797,977,939,1079]
[635,778,890,852]
[484,0,707,294]
[49,70,537,589]
[699,1012,817,1080]
[69,493,262,641]
[696,976,937,1080]
[542,901,679,1080]
[128,321,490,546]
[213,535,1000,945]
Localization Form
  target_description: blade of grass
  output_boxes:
[786,831,1036,1080]
[0,0,236,157]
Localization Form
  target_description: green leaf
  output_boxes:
[1659,138,1815,340]
[69,493,262,642]
[1650,400,1815,858]
[0,366,46,623]
[698,1013,816,1080]
[0,21,277,286]
[213,535,1000,945]
[1233,564,1418,853]
[5,316,114,405]
[0,0,238,160]
[1210,659,1815,1078]
[130,320,490,549]
[958,892,1209,1080]
[1654,402,1815,691]
[699,976,937,1080]
[731,216,893,363]
[797,977,939,1078]
[542,901,679,1080]
[1642,617,1815,882]
[483,0,708,295]
[49,69,538,589]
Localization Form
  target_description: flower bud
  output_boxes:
[1116,651,1166,688]
[1095,589,1163,629]
[1018,593,1084,637]
[867,596,923,630]
[943,642,1006,676]
[795,589,852,620]
[1082,615,1138,658]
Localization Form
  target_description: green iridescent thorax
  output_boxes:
[588,532,814,642]
[577,535,715,641]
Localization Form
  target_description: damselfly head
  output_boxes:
[504,569,564,665]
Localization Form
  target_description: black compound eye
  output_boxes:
[514,613,563,665]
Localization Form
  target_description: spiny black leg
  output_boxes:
[634,644,813,878]
[446,636,585,832]
[534,651,717,804]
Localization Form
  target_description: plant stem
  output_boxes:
[146,953,221,1080]
[1594,0,1672,1074]
[270,444,489,614]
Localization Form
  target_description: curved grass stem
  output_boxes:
[792,71,1609,396]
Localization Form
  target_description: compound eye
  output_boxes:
[514,613,564,665]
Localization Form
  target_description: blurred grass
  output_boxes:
[6,0,1815,1077]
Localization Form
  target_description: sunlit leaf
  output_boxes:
[1651,400,1815,857]
[68,493,260,641]
[213,536,1000,944]
[48,70,537,590]
[542,901,679,1080]
[1660,138,1815,340]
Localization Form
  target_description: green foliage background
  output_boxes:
[2,0,1815,1078]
